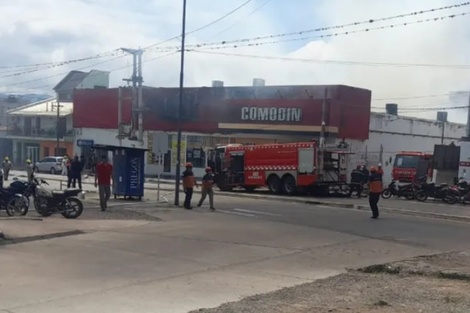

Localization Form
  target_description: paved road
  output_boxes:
[7,169,470,222]
[2,194,470,312]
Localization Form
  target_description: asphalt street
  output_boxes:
[2,171,470,312]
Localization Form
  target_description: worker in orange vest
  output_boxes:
[197,167,216,211]
[182,162,198,210]
[368,166,383,219]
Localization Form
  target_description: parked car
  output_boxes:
[34,156,64,174]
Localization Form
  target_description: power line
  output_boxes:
[143,0,254,51]
[3,1,468,80]
[12,51,179,92]
[209,0,273,39]
[152,2,470,51]
[0,49,120,71]
[188,50,470,69]
[372,105,468,111]
[372,93,451,101]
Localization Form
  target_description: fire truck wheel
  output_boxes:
[282,175,297,196]
[267,175,282,194]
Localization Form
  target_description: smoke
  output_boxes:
[2,0,470,123]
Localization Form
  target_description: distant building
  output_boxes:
[4,70,110,165]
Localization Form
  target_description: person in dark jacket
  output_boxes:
[368,166,383,219]
[70,156,84,189]
[361,166,370,184]
[182,162,198,210]
[350,165,365,198]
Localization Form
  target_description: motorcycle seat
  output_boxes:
[52,190,65,195]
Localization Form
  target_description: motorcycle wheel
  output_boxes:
[443,194,458,205]
[34,198,52,217]
[6,196,29,217]
[62,197,84,219]
[416,191,428,202]
[381,189,392,199]
[405,191,415,200]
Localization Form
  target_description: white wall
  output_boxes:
[348,113,466,183]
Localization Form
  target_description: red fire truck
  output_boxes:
[392,151,433,182]
[207,142,351,195]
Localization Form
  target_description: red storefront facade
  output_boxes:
[73,84,372,141]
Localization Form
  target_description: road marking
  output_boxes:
[233,208,281,217]
[218,209,256,217]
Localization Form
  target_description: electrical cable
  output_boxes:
[209,0,273,39]
[13,51,179,92]
[142,0,254,51]
[151,2,470,51]
[0,0,464,77]
[188,50,470,69]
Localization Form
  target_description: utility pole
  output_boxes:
[121,48,144,141]
[55,98,62,156]
[174,0,188,206]
[318,88,328,179]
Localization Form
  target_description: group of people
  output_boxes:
[350,164,384,219]
[182,162,216,211]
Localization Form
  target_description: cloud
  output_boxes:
[1,0,470,123]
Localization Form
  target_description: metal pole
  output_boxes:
[56,99,60,155]
[137,51,144,142]
[318,88,328,179]
[118,87,122,146]
[174,0,187,206]
[441,121,445,144]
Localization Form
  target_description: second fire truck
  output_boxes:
[207,142,351,195]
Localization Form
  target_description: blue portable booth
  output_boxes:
[92,145,147,201]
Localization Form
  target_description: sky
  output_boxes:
[1,0,470,122]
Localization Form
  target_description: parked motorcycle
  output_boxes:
[415,182,449,202]
[1,179,34,216]
[31,178,85,219]
[381,181,415,200]
[443,178,470,205]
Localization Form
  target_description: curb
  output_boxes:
[0,217,43,221]
[27,176,470,223]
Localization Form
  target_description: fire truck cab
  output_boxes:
[392,151,433,182]
[207,142,351,195]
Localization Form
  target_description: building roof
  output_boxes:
[53,70,88,93]
[7,98,73,116]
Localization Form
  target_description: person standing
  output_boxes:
[197,167,215,211]
[2,157,12,181]
[182,162,198,210]
[350,165,365,198]
[66,157,73,188]
[61,156,68,176]
[95,156,113,211]
[368,166,383,219]
[70,156,83,189]
[26,159,34,183]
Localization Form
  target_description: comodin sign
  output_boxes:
[241,107,302,122]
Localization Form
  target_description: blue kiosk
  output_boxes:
[92,145,147,201]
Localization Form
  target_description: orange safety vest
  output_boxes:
[182,171,196,188]
[369,172,383,193]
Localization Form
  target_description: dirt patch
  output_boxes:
[191,252,470,313]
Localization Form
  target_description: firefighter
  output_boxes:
[368,166,383,219]
[2,157,12,181]
[197,167,215,211]
[182,162,198,210]
[350,165,365,198]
